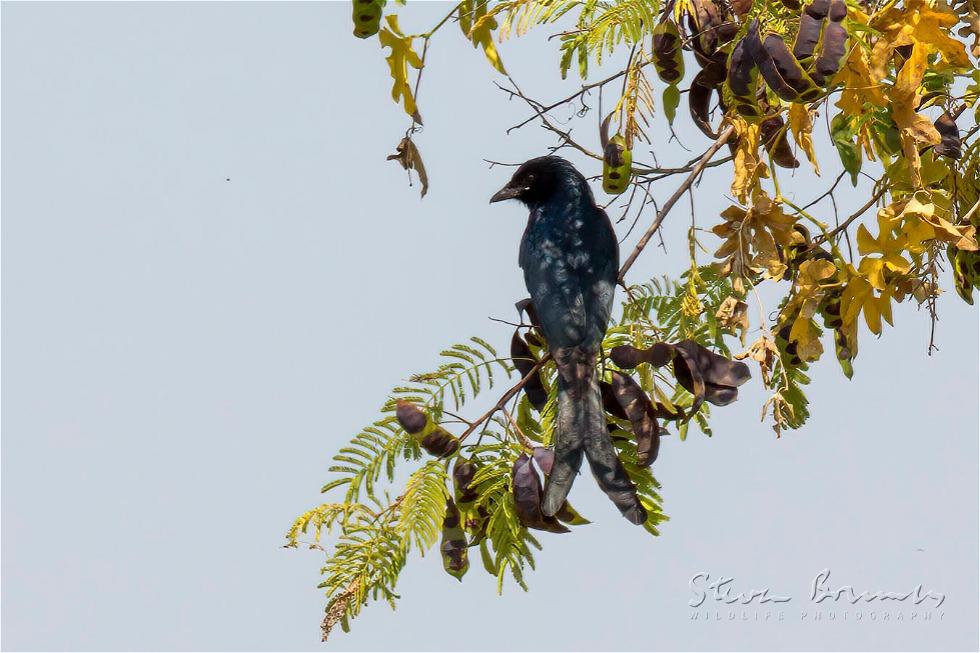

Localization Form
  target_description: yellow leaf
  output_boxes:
[466,0,507,74]
[730,118,767,205]
[379,16,423,122]
[788,103,819,175]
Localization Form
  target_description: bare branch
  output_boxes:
[617,125,736,283]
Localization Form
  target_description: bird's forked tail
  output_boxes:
[540,348,647,525]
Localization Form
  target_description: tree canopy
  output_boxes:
[288,0,979,640]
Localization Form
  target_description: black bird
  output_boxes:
[490,156,646,525]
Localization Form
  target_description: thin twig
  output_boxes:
[617,124,735,283]
[813,186,887,246]
[457,357,549,442]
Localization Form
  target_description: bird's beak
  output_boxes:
[489,184,524,203]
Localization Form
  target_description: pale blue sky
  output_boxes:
[2,2,977,651]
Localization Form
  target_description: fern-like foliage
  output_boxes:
[470,440,542,593]
[395,460,449,552]
[290,270,749,637]
[475,0,579,41]
[559,0,662,78]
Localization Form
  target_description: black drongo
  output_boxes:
[491,156,645,525]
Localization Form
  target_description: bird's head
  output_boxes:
[489,156,588,207]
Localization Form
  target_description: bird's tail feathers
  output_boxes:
[541,350,646,525]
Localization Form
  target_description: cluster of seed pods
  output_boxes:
[609,339,751,442]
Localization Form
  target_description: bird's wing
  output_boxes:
[522,235,590,349]
[579,206,619,347]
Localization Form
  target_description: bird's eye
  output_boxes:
[525,174,535,185]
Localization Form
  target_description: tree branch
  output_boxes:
[617,125,736,283]
[457,356,549,442]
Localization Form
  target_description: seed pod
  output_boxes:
[806,0,832,18]
[610,343,676,369]
[832,327,855,378]
[441,498,469,580]
[511,454,569,533]
[689,73,719,137]
[775,322,804,367]
[689,0,723,56]
[652,19,685,84]
[395,400,427,434]
[762,34,822,101]
[813,20,847,85]
[531,446,554,476]
[510,330,547,410]
[395,400,460,458]
[453,458,479,507]
[793,12,824,61]
[352,0,383,39]
[514,298,542,330]
[419,427,460,458]
[727,39,763,118]
[601,380,630,420]
[819,293,844,330]
[529,448,590,525]
[674,340,751,391]
[609,371,660,466]
[602,134,633,195]
[827,0,847,21]
[760,116,800,168]
[781,223,813,279]
[934,112,962,159]
[673,340,751,408]
[745,21,799,102]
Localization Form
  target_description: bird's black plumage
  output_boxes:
[491,156,645,525]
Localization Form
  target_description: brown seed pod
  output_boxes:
[511,454,570,534]
[745,21,799,102]
[689,73,719,138]
[531,446,554,476]
[395,399,427,435]
[610,343,676,369]
[510,330,547,410]
[762,34,822,101]
[609,371,660,466]
[805,0,832,18]
[827,0,847,21]
[673,339,752,407]
[934,112,962,159]
[793,12,824,61]
[716,21,738,43]
[396,400,460,457]
[601,380,630,420]
[813,20,847,85]
[671,346,707,415]
[727,38,763,118]
[419,427,460,458]
[515,298,541,330]
[689,0,723,56]
[760,116,800,168]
